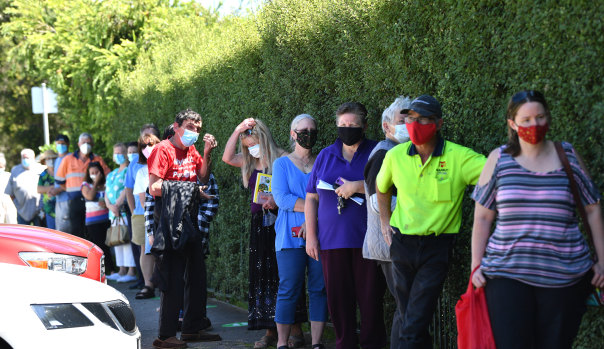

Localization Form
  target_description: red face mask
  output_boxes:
[516,123,549,144]
[406,122,437,146]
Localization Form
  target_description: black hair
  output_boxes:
[336,102,368,125]
[163,124,175,140]
[174,109,202,127]
[140,124,161,138]
[84,161,106,186]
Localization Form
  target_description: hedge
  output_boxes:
[14,0,600,346]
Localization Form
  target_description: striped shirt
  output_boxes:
[471,142,600,287]
[81,182,109,225]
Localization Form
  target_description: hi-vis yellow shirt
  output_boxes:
[376,138,486,236]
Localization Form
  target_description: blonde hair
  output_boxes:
[239,119,284,188]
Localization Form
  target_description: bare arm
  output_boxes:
[125,188,135,213]
[81,183,97,201]
[305,192,320,261]
[149,174,163,197]
[222,118,255,167]
[585,203,604,288]
[471,203,496,288]
[334,179,365,199]
[198,133,217,183]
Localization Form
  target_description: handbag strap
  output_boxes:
[554,142,596,253]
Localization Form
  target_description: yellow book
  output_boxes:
[253,172,272,204]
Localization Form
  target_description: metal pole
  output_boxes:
[42,83,50,145]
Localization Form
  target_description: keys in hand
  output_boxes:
[337,196,345,215]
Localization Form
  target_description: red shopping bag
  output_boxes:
[455,267,496,349]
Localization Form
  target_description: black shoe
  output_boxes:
[135,286,155,299]
[200,317,212,331]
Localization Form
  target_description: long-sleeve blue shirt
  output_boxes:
[272,156,309,251]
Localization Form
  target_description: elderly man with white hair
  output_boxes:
[4,149,43,225]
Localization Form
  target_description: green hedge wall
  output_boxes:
[112,0,603,347]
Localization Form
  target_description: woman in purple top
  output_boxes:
[222,118,306,349]
[471,90,604,349]
[305,102,386,349]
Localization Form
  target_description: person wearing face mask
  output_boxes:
[271,114,328,349]
[104,142,137,283]
[55,132,110,238]
[132,133,161,299]
[37,150,59,229]
[223,118,309,349]
[148,109,221,348]
[470,90,604,349]
[376,94,486,348]
[81,161,114,276]
[0,153,18,224]
[50,134,71,232]
[5,148,43,226]
[362,95,412,349]
[125,124,161,291]
[305,102,385,349]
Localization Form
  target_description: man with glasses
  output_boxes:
[376,95,486,348]
[148,109,221,348]
[55,133,110,237]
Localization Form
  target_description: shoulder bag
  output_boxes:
[105,216,130,247]
[554,141,603,306]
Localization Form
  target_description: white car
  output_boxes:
[0,263,141,349]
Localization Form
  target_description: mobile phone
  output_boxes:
[291,226,301,237]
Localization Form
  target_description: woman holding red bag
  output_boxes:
[470,90,604,349]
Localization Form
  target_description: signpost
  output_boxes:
[31,83,58,145]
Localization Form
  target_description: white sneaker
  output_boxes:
[117,274,138,283]
[106,273,122,281]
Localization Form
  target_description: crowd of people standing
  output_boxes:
[1,90,603,349]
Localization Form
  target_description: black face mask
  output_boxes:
[337,127,364,146]
[295,129,318,149]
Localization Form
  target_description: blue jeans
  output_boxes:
[275,248,327,324]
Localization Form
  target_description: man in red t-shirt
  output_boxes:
[148,109,220,348]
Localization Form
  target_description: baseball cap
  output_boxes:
[401,95,442,118]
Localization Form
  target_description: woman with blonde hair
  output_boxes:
[223,118,306,348]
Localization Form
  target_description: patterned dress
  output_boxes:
[106,167,127,220]
[247,169,307,329]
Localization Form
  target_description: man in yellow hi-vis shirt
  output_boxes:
[376,95,485,348]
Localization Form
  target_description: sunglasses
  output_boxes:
[511,90,543,103]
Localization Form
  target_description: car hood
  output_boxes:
[0,263,125,304]
[0,224,93,256]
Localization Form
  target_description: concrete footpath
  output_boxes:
[110,280,336,349]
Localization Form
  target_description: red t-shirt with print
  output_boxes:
[148,139,203,182]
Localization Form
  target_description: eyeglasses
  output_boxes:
[511,90,543,103]
[242,128,254,136]
[404,115,437,125]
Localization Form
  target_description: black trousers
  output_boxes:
[68,195,86,238]
[485,276,590,349]
[158,237,207,338]
[389,230,455,349]
[86,221,114,273]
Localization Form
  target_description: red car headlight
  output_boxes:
[19,252,88,275]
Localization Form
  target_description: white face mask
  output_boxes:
[393,124,410,143]
[79,143,92,155]
[248,144,261,158]
[90,174,97,181]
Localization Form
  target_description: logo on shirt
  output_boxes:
[435,162,449,182]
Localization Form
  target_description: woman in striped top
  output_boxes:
[81,161,113,273]
[470,90,604,349]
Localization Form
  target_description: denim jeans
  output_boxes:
[390,229,455,349]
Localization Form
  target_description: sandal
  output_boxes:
[135,286,155,299]
[312,344,325,349]
[254,335,277,349]
[288,334,305,348]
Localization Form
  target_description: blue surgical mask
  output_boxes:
[248,144,261,158]
[127,153,138,163]
[113,154,125,165]
[180,129,199,147]
[56,144,68,154]
[21,158,32,169]
[393,124,410,143]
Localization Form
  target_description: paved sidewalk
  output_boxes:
[110,280,336,349]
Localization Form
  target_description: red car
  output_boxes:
[0,224,105,282]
